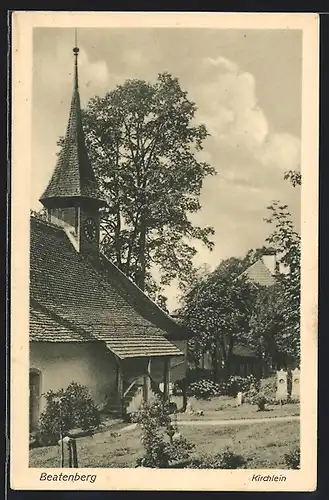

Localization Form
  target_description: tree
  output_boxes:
[260,171,301,364]
[62,73,216,305]
[248,283,286,369]
[178,257,258,379]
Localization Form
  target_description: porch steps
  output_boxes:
[105,384,158,418]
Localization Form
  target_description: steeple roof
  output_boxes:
[40,45,106,208]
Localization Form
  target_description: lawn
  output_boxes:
[29,418,299,469]
[171,395,300,421]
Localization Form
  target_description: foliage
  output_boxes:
[218,375,258,397]
[264,197,301,363]
[245,376,276,406]
[284,447,300,469]
[178,256,259,377]
[38,382,100,445]
[249,283,287,365]
[132,397,195,468]
[59,72,216,304]
[188,379,221,400]
[284,170,301,188]
[172,368,212,395]
[184,448,247,469]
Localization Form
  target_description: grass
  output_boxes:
[171,395,300,421]
[29,418,299,469]
[181,420,300,469]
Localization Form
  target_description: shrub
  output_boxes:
[174,373,258,400]
[188,379,221,399]
[185,448,247,469]
[219,375,258,397]
[244,376,277,405]
[172,368,212,395]
[133,397,195,468]
[38,381,100,445]
[284,447,300,469]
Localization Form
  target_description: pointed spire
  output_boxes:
[73,29,79,90]
[40,34,106,209]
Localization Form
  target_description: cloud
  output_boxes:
[205,56,239,73]
[34,40,110,103]
[194,56,300,174]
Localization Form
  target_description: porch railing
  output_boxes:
[123,377,141,399]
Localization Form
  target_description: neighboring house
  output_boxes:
[197,252,285,378]
[29,45,191,432]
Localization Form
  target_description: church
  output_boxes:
[29,44,190,432]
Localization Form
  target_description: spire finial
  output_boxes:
[73,28,79,90]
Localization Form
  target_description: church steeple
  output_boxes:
[40,40,105,209]
[40,36,106,261]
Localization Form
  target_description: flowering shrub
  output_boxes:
[38,382,100,445]
[172,368,212,395]
[284,447,300,469]
[218,375,258,397]
[188,379,221,399]
[132,397,195,468]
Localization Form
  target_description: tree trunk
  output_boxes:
[212,344,220,383]
[136,213,146,291]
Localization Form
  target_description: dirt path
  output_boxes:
[176,415,300,426]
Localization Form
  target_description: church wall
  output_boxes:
[30,341,117,414]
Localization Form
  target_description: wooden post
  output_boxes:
[143,359,151,403]
[182,376,188,412]
[163,358,170,401]
[68,440,73,468]
[116,360,124,413]
[71,439,79,468]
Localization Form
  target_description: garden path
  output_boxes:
[176,415,300,426]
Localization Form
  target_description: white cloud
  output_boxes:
[259,132,301,171]
[194,56,300,173]
[204,56,239,73]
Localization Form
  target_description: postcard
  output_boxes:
[10,11,319,491]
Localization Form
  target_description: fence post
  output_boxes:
[71,438,79,468]
[58,436,79,467]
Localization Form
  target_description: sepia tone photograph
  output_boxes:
[11,12,318,491]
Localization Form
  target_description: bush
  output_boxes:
[188,379,221,400]
[244,376,277,405]
[218,375,258,397]
[133,397,195,468]
[172,368,212,395]
[38,381,100,445]
[173,372,259,400]
[185,448,247,469]
[284,447,300,469]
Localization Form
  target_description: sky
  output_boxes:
[32,27,302,311]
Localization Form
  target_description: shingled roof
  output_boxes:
[39,48,105,208]
[30,216,187,359]
[239,258,276,287]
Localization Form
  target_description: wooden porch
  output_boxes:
[110,355,187,416]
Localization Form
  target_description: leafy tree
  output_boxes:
[248,283,287,368]
[178,257,258,379]
[59,73,216,305]
[262,171,301,364]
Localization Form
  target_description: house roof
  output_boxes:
[30,302,97,342]
[30,216,187,358]
[232,344,257,358]
[39,49,105,209]
[239,258,276,287]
